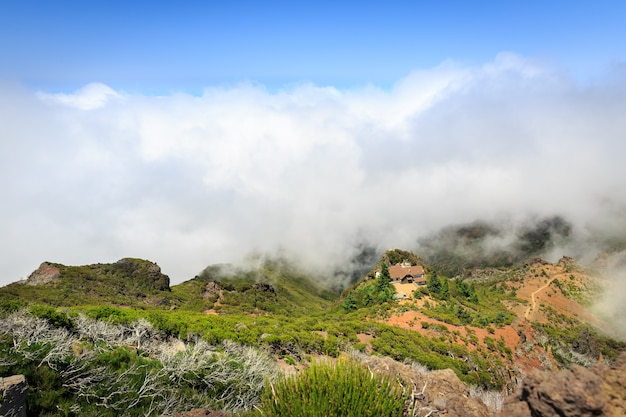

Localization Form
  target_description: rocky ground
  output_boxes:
[496,352,626,417]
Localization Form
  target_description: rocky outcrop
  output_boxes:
[24,262,59,286]
[572,327,600,358]
[352,353,626,417]
[22,258,170,294]
[357,355,492,417]
[497,352,626,417]
[524,257,550,266]
[603,353,626,417]
[203,281,221,300]
[556,256,579,271]
[423,368,490,417]
[253,282,276,294]
[0,375,28,417]
[114,258,171,292]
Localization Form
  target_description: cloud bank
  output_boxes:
[1,53,626,286]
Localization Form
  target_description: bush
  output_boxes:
[258,357,408,417]
[0,298,26,315]
[85,305,129,324]
[30,305,74,330]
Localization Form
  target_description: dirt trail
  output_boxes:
[525,277,555,320]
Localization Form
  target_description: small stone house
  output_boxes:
[388,261,426,285]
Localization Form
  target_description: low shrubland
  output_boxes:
[0,309,278,416]
[253,357,408,417]
[0,301,515,416]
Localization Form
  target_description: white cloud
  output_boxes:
[37,82,121,110]
[1,54,626,286]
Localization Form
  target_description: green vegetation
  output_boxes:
[0,310,278,416]
[341,262,395,310]
[455,278,479,303]
[0,258,172,308]
[413,275,517,328]
[205,258,337,315]
[254,357,408,417]
[550,276,603,307]
[533,306,626,364]
[1,248,624,416]
[427,270,442,294]
[383,249,421,266]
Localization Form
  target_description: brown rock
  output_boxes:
[24,262,59,286]
[521,365,605,417]
[601,353,626,417]
[497,400,531,417]
[203,281,221,300]
[424,369,468,410]
[445,395,491,417]
[349,355,495,416]
[496,353,626,417]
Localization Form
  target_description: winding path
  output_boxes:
[525,277,556,320]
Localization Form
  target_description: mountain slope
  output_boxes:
[172,257,338,315]
[0,258,171,308]
[1,250,624,392]
[368,254,625,381]
[0,256,338,314]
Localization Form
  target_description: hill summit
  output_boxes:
[4,258,171,307]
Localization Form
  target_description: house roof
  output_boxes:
[388,263,424,280]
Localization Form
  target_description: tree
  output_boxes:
[376,263,391,292]
[440,277,450,300]
[427,271,441,295]
[375,263,395,303]
[341,294,357,311]
[455,279,478,303]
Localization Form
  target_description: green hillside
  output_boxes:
[0,258,171,308]
[2,249,625,417]
[0,256,337,314]
[182,257,338,314]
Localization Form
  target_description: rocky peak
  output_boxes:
[356,354,492,417]
[524,257,550,266]
[113,258,171,292]
[24,262,59,286]
[556,256,578,271]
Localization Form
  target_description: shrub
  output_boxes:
[258,357,408,417]
[0,298,26,315]
[85,305,129,324]
[30,305,74,330]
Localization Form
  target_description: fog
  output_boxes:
[587,249,626,340]
[1,54,626,291]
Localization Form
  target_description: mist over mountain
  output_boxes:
[415,215,574,277]
[1,55,626,288]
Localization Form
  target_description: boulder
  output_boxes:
[497,352,626,417]
[0,375,28,417]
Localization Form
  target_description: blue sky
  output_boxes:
[1,1,626,287]
[2,1,625,91]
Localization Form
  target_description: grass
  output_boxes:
[254,357,408,417]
